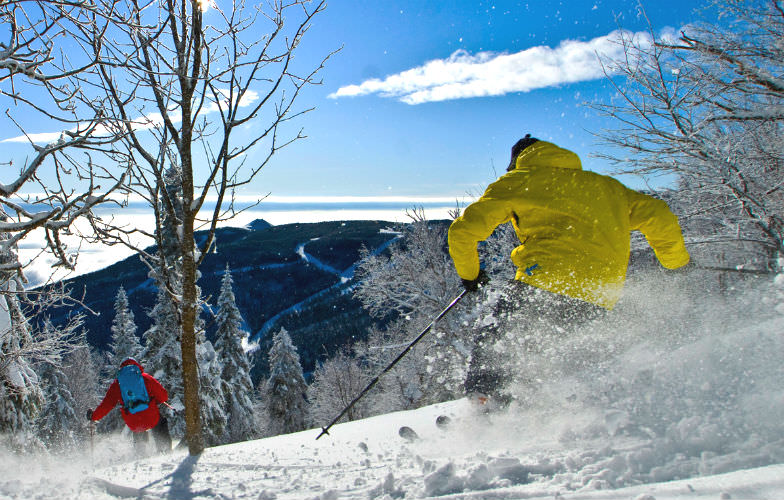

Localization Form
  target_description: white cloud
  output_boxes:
[204,88,260,113]
[330,29,654,105]
[3,131,65,144]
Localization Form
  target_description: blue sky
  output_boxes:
[3,0,712,280]
[1,0,708,201]
[253,0,708,199]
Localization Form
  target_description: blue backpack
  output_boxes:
[117,364,150,414]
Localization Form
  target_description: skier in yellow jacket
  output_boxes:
[449,135,690,404]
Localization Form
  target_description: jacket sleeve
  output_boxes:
[448,183,515,280]
[144,374,168,405]
[92,380,121,421]
[627,189,690,269]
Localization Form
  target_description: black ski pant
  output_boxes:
[464,280,604,399]
[132,415,172,454]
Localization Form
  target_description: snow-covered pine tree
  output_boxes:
[0,224,44,451]
[98,286,144,433]
[109,287,143,363]
[0,297,43,449]
[263,328,308,436]
[214,266,256,443]
[61,343,100,435]
[35,325,79,452]
[36,361,78,451]
[192,278,227,445]
[196,338,227,446]
[142,166,227,444]
[143,284,185,438]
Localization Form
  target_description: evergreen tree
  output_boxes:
[214,266,256,443]
[143,285,185,438]
[0,224,44,450]
[109,287,142,363]
[263,328,308,435]
[61,343,100,435]
[197,338,227,446]
[36,354,79,451]
[99,287,144,433]
[192,281,227,445]
[143,168,227,444]
[0,296,43,442]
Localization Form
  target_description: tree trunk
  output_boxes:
[180,60,203,451]
[180,218,204,454]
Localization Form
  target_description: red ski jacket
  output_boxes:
[91,358,169,433]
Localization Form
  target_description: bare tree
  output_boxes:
[354,208,464,319]
[1,1,130,442]
[73,0,333,454]
[592,1,784,271]
[1,0,127,276]
[353,210,473,407]
[307,348,369,426]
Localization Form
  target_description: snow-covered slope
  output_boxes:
[4,394,782,500]
[4,274,784,499]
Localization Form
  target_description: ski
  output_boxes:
[398,426,419,442]
[435,415,452,430]
[86,477,159,499]
[399,416,453,442]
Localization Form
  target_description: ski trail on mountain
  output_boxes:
[251,233,402,342]
[296,239,343,276]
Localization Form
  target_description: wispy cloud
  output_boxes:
[330,29,653,105]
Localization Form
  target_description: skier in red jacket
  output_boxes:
[88,357,172,453]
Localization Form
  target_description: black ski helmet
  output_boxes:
[507,133,539,171]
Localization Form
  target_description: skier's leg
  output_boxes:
[507,286,606,397]
[132,429,149,456]
[465,281,528,403]
[151,415,172,453]
[536,287,605,327]
[465,322,505,397]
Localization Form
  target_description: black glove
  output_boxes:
[86,409,94,421]
[462,269,489,293]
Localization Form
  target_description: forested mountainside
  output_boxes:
[47,216,687,386]
[49,219,423,383]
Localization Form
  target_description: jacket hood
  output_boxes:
[512,141,582,171]
[120,357,144,372]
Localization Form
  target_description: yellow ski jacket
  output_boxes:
[448,141,690,309]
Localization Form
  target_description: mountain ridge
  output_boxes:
[48,219,408,383]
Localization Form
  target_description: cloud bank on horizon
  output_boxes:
[329,29,656,104]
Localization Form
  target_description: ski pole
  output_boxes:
[89,420,95,470]
[693,265,770,275]
[316,289,468,440]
